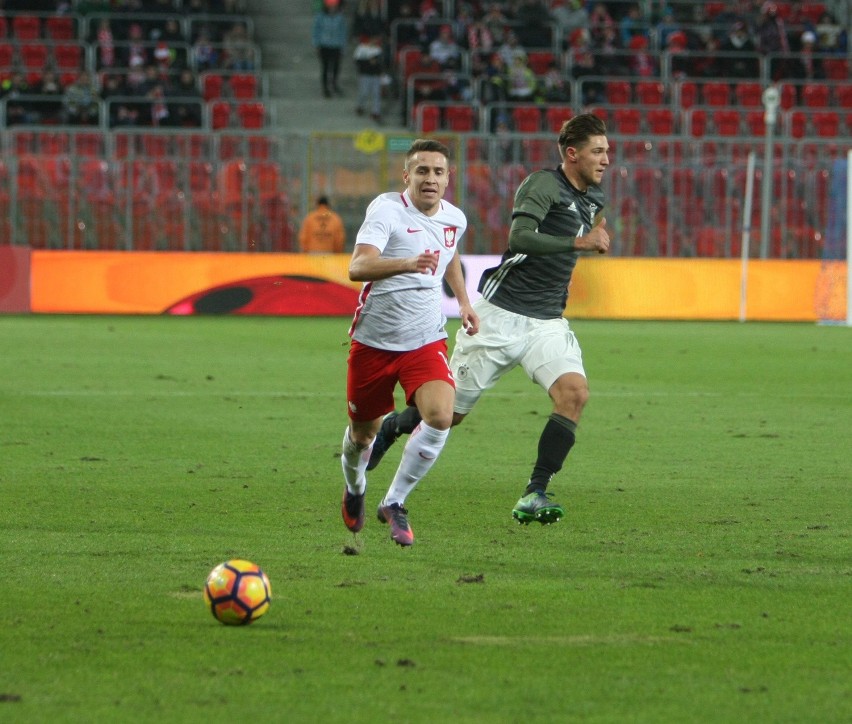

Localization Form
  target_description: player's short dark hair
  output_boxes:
[558,114,607,154]
[405,138,451,168]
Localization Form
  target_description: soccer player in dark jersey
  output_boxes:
[367,113,611,525]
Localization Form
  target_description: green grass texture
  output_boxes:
[1,316,849,723]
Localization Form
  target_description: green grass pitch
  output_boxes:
[0,315,849,723]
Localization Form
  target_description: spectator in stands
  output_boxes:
[168,68,203,126]
[587,2,615,45]
[568,28,603,104]
[665,29,691,79]
[551,0,588,48]
[313,0,347,98]
[101,73,140,127]
[497,30,528,67]
[392,0,423,51]
[815,12,847,55]
[415,0,441,47]
[62,72,100,126]
[627,34,657,78]
[96,18,116,70]
[191,26,219,71]
[428,25,462,70]
[479,51,509,105]
[121,23,151,70]
[33,71,64,123]
[354,33,384,124]
[756,1,789,79]
[791,30,824,81]
[298,196,346,253]
[718,20,760,78]
[592,25,628,77]
[223,21,256,71]
[506,54,539,103]
[541,59,570,103]
[1,73,35,126]
[481,2,510,47]
[653,5,680,48]
[464,13,495,53]
[619,3,648,48]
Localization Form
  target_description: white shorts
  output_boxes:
[450,298,586,414]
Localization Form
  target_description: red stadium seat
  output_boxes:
[202,73,224,101]
[53,43,83,70]
[635,81,665,105]
[45,16,76,41]
[0,43,13,67]
[229,73,258,99]
[210,100,232,129]
[612,108,641,134]
[788,111,807,138]
[812,111,840,138]
[713,109,741,136]
[745,110,765,136]
[835,85,852,109]
[779,83,797,109]
[545,106,572,132]
[605,80,631,105]
[416,103,440,132]
[688,109,708,137]
[677,81,697,108]
[802,83,830,108]
[19,43,49,71]
[511,105,541,133]
[236,102,265,129]
[647,108,675,134]
[734,82,763,107]
[526,51,554,75]
[823,58,849,81]
[141,134,171,157]
[12,16,41,40]
[702,81,730,106]
[37,131,69,154]
[444,105,476,132]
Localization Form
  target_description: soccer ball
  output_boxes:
[203,559,271,625]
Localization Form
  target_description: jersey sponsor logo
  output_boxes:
[407,227,422,233]
[443,226,457,248]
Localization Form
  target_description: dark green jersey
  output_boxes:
[478,167,605,320]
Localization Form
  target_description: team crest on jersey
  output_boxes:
[443,226,457,248]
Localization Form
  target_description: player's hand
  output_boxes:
[412,251,440,274]
[583,218,610,254]
[460,306,479,335]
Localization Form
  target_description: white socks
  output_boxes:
[383,422,449,507]
[340,427,371,496]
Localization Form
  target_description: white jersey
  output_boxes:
[349,189,467,351]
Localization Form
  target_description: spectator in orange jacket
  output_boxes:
[298,196,346,253]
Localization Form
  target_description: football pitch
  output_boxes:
[1,315,849,723]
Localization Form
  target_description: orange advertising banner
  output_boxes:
[29,250,832,321]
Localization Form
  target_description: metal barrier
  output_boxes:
[0,127,845,258]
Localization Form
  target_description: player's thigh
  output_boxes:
[398,339,454,407]
[521,318,586,392]
[451,304,524,413]
[346,341,399,422]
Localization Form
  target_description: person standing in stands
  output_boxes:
[313,0,348,98]
[298,196,347,253]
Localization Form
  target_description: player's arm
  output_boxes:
[508,214,610,255]
[444,252,479,336]
[348,242,439,281]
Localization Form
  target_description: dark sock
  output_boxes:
[395,405,422,436]
[526,413,577,494]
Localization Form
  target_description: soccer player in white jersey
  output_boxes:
[340,138,479,546]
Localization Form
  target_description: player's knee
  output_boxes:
[422,409,453,431]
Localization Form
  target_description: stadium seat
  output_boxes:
[688,109,708,137]
[801,2,826,23]
[416,103,440,132]
[53,43,83,71]
[210,100,232,130]
[444,105,476,132]
[45,16,76,41]
[73,132,105,156]
[788,111,807,138]
[635,81,665,105]
[526,51,554,75]
[704,2,726,18]
[37,131,69,154]
[511,105,541,133]
[677,81,697,109]
[202,73,224,101]
[835,84,852,109]
[12,16,41,40]
[713,110,741,136]
[734,82,763,107]
[141,134,171,157]
[823,58,849,81]
[802,84,830,108]
[812,111,840,138]
[19,43,49,71]
[779,83,797,110]
[545,106,572,133]
[605,80,631,105]
[647,108,675,134]
[745,110,765,136]
[0,43,14,67]
[612,108,641,134]
[237,102,265,129]
[229,73,258,99]
[702,81,730,106]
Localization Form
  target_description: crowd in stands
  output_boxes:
[0,0,262,129]
[380,0,849,131]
